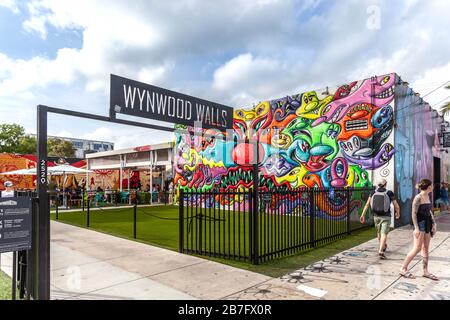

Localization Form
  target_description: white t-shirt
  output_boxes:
[1,190,15,198]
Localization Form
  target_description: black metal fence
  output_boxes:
[179,187,374,264]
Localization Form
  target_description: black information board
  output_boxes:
[0,197,32,253]
[443,132,450,148]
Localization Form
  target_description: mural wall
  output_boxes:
[174,73,397,217]
[0,153,36,190]
[394,85,448,225]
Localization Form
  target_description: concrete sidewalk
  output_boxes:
[2,221,275,300]
[2,214,449,300]
[226,213,450,300]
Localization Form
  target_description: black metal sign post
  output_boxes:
[37,105,49,300]
[34,74,234,299]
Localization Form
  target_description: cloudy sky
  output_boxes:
[1,0,450,149]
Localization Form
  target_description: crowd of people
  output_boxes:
[11,177,178,207]
[1,176,446,282]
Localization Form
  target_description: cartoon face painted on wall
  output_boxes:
[280,117,340,172]
[337,104,394,169]
[296,92,333,120]
[174,73,396,214]
[312,74,395,127]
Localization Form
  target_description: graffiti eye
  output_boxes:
[300,140,310,152]
[303,95,308,104]
[381,76,390,85]
[336,163,344,175]
[237,110,244,117]
[340,142,348,151]
[361,172,367,180]
[353,137,360,148]
[347,142,353,151]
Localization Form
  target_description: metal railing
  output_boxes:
[179,187,374,264]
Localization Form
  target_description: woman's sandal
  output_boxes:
[399,270,415,279]
[423,273,439,281]
[379,252,387,259]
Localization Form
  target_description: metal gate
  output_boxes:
[179,187,374,264]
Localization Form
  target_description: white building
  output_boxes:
[31,135,114,158]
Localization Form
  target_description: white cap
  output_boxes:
[4,181,13,187]
[376,178,387,187]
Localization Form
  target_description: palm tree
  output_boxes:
[439,84,450,117]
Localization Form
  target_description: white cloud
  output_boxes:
[2,0,450,145]
[80,126,173,150]
[411,62,450,119]
[0,48,79,96]
[0,0,19,14]
[211,53,303,106]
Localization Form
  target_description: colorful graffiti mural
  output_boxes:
[394,85,449,225]
[174,73,398,218]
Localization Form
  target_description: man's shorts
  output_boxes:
[374,215,391,235]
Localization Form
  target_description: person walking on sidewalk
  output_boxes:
[360,179,400,259]
[434,182,449,213]
[399,179,439,281]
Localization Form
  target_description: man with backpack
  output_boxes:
[360,179,400,259]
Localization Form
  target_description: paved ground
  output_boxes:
[2,221,271,300]
[1,213,449,300]
[224,212,450,300]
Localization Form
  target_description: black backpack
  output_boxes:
[370,189,391,215]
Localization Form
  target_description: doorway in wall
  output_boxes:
[433,156,441,205]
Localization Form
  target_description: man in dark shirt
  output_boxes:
[360,179,400,259]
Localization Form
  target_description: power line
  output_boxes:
[393,79,450,116]
[421,79,450,99]
[431,95,450,108]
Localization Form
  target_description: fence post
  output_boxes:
[179,189,184,253]
[133,202,137,239]
[252,163,259,265]
[86,199,90,227]
[309,189,315,247]
[347,188,351,235]
[198,189,203,255]
[12,251,17,300]
[248,190,253,263]
[55,196,59,220]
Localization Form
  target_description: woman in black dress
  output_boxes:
[399,179,438,280]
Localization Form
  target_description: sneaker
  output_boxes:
[379,252,387,260]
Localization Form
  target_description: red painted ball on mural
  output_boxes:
[232,143,264,166]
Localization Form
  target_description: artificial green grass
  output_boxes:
[51,205,375,277]
[52,205,180,251]
[0,270,14,300]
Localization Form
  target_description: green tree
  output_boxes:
[48,138,76,158]
[17,135,37,154]
[440,84,450,116]
[0,124,26,153]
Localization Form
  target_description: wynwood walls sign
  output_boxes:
[110,74,233,130]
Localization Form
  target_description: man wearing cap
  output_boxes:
[1,181,16,198]
[360,179,400,259]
